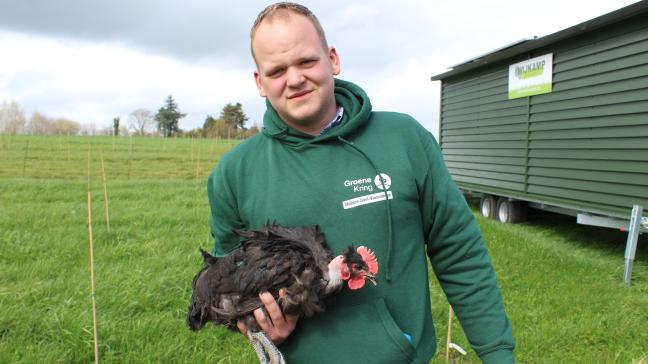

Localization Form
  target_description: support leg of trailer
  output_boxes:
[623,205,643,285]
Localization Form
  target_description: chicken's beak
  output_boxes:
[364,272,378,286]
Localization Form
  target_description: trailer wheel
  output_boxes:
[480,195,497,219]
[497,199,528,224]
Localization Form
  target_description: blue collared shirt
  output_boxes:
[319,106,344,135]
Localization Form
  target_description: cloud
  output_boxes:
[0,0,463,71]
[0,0,254,65]
[0,31,258,129]
[0,0,641,137]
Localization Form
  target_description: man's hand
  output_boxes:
[237,290,299,345]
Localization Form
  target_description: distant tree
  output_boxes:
[183,128,203,138]
[51,118,81,135]
[129,109,154,136]
[113,117,120,136]
[202,103,251,139]
[28,112,53,135]
[203,115,217,131]
[244,125,261,138]
[119,124,130,136]
[203,114,233,138]
[22,111,81,135]
[220,102,248,130]
[79,122,98,136]
[155,95,185,137]
[207,119,238,138]
[0,100,27,134]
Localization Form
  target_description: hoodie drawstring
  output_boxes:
[338,136,393,283]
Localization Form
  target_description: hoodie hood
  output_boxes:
[262,78,373,147]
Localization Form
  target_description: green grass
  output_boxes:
[434,209,648,363]
[1,135,646,363]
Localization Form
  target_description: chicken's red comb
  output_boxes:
[356,246,378,274]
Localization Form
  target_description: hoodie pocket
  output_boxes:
[282,298,416,364]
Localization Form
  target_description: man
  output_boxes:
[207,2,515,363]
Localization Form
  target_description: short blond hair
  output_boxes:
[250,2,329,62]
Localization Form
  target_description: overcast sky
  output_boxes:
[0,0,640,137]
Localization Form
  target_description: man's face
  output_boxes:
[252,13,340,133]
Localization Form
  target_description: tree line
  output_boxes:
[0,96,259,139]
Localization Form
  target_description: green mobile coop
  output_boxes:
[431,1,648,282]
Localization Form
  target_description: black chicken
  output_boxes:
[186,224,378,364]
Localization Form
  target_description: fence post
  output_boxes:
[22,140,29,177]
[100,152,110,232]
[127,136,133,179]
[623,204,643,285]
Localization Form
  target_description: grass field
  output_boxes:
[1,135,646,364]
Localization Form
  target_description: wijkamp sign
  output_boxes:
[508,53,553,99]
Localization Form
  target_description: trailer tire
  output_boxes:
[480,195,497,219]
[497,199,528,224]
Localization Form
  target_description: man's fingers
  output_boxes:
[253,307,270,330]
[237,321,248,336]
[241,291,298,346]
[259,292,285,328]
[285,312,299,326]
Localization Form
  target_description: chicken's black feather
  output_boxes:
[186,224,340,333]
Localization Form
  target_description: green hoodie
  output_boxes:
[207,79,515,363]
